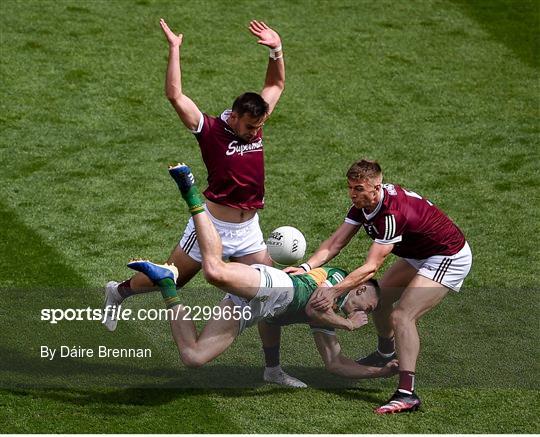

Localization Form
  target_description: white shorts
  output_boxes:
[179,206,267,263]
[224,264,294,334]
[404,242,472,292]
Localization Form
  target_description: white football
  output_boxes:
[266,226,307,266]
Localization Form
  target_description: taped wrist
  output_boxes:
[299,262,311,272]
[269,45,283,60]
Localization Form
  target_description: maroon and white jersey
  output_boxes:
[193,110,264,210]
[345,184,466,259]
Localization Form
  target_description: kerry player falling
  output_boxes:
[126,164,398,381]
[103,19,302,387]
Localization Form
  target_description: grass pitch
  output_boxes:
[1,0,539,433]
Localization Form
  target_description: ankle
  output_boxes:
[398,370,415,393]
[265,365,282,374]
[263,345,280,368]
[377,335,395,355]
[158,278,180,309]
[117,279,132,299]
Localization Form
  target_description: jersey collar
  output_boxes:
[220,109,232,123]
[362,187,385,221]
[220,109,237,135]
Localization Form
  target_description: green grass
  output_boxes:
[1,0,539,433]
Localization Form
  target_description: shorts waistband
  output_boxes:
[204,204,258,229]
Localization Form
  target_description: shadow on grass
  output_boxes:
[2,385,383,411]
[0,199,85,287]
[451,0,539,68]
[0,343,385,409]
[0,344,385,391]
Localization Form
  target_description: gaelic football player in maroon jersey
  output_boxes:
[285,159,472,413]
[102,19,305,387]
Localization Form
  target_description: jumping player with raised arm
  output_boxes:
[285,159,472,414]
[102,19,301,387]
[125,163,398,382]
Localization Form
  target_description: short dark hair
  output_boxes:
[340,279,380,316]
[366,278,381,312]
[346,159,382,182]
[366,278,380,297]
[232,92,269,118]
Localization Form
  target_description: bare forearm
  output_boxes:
[261,52,285,114]
[165,46,182,100]
[306,242,341,269]
[314,332,392,379]
[331,243,393,298]
[332,264,378,297]
[308,309,354,331]
[264,56,285,90]
[330,357,386,379]
[305,224,359,270]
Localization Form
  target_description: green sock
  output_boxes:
[158,277,181,309]
[182,186,205,216]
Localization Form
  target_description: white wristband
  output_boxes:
[299,263,311,272]
[269,45,283,60]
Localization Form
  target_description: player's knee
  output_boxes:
[201,259,227,287]
[390,307,412,329]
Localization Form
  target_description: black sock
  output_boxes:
[377,335,395,355]
[263,345,280,368]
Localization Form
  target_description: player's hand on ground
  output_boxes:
[248,20,281,49]
[160,18,183,47]
[310,287,334,311]
[283,266,305,275]
[348,310,368,330]
[379,359,400,378]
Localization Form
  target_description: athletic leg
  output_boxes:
[232,253,280,353]
[391,275,448,374]
[130,245,200,289]
[374,274,448,415]
[375,258,419,338]
[102,244,200,332]
[169,163,261,299]
[126,260,239,367]
[357,259,417,366]
[231,249,306,387]
[170,164,306,386]
[168,299,241,367]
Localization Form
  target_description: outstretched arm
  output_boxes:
[248,20,285,117]
[310,242,394,311]
[284,222,359,275]
[160,18,202,131]
[313,332,399,379]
